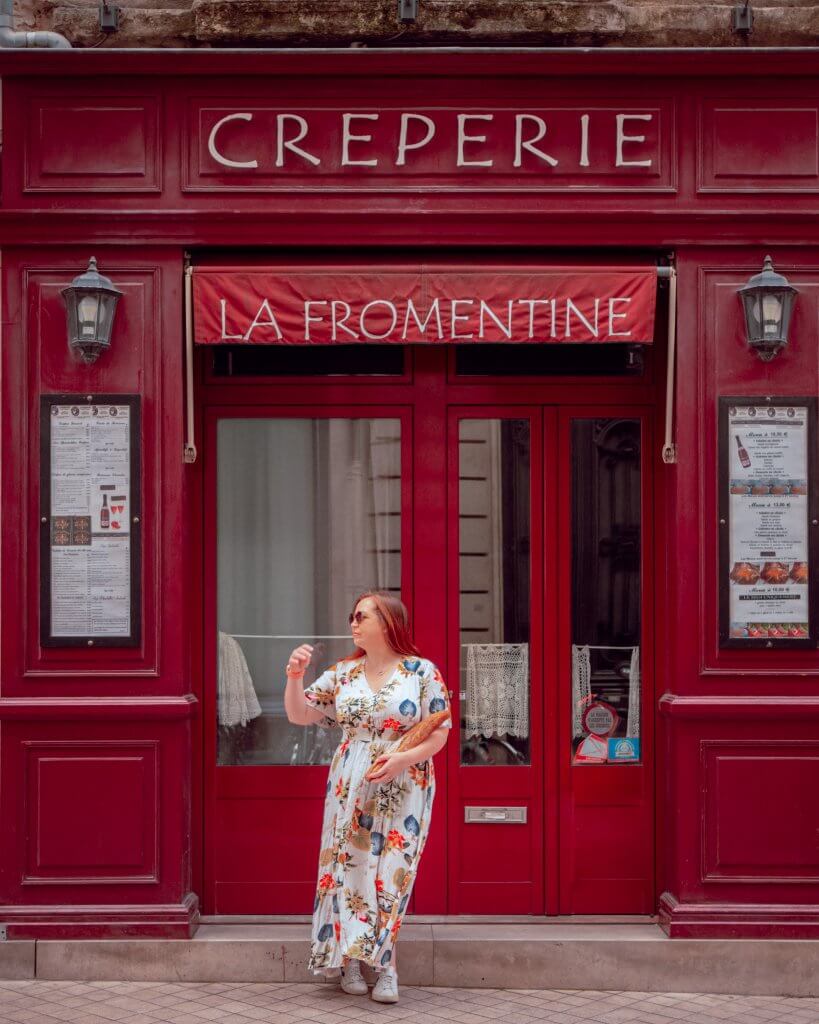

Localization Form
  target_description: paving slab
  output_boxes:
[1,982,818,1024]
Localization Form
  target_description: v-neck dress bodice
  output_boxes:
[303,656,452,976]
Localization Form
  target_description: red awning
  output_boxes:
[192,265,657,345]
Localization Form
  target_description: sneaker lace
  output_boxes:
[377,970,397,993]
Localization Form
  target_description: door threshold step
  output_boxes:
[10,922,818,996]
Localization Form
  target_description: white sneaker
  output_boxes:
[340,958,368,995]
[371,967,399,1003]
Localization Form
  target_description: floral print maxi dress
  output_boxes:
[304,656,452,977]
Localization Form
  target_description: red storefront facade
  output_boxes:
[1,48,818,941]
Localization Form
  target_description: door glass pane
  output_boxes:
[459,419,531,766]
[216,418,401,766]
[571,418,642,766]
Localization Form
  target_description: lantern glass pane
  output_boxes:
[97,296,116,344]
[762,293,783,336]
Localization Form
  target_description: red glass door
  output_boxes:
[445,404,655,915]
[202,405,413,913]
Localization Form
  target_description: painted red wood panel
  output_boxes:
[1,53,819,937]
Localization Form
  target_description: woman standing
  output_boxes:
[284,591,451,1004]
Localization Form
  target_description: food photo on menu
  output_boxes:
[725,402,811,644]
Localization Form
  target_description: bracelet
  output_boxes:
[285,666,305,678]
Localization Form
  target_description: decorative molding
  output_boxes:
[659,694,819,718]
[0,892,199,940]
[659,891,819,937]
[0,695,198,720]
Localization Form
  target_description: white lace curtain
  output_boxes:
[464,642,530,739]
[571,644,640,737]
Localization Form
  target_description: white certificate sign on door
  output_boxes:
[41,395,140,647]
[720,398,817,648]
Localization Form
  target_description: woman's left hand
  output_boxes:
[365,751,412,784]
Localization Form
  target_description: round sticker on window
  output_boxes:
[582,700,619,738]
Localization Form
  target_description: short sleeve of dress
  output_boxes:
[420,660,453,729]
[303,665,339,730]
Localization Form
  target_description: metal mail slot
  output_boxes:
[465,806,527,824]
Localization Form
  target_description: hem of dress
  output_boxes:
[308,958,391,979]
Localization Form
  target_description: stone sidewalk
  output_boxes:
[1,981,819,1024]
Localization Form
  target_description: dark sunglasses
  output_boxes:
[349,609,384,625]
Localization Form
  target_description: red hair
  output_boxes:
[348,591,422,660]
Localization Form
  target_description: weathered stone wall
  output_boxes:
[12,0,819,48]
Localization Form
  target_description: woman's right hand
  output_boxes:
[286,644,313,678]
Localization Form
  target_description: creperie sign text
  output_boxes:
[203,108,660,174]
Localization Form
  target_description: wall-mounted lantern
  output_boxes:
[738,255,797,363]
[61,257,122,365]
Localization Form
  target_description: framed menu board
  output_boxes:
[719,396,818,648]
[40,395,141,647]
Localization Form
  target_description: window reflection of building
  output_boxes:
[459,420,531,767]
[216,418,401,767]
[571,419,642,763]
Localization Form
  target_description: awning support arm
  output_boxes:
[183,259,197,464]
[659,264,677,465]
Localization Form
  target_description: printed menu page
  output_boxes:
[727,404,809,640]
[49,403,132,639]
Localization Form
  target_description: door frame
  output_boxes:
[194,345,666,917]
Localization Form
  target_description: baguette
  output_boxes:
[365,710,451,780]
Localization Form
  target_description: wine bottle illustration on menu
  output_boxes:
[735,434,751,469]
[100,493,110,529]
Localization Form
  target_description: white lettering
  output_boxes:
[304,301,328,341]
[403,298,443,340]
[457,114,494,168]
[450,299,474,339]
[513,115,558,168]
[616,114,653,168]
[515,299,552,339]
[360,300,398,340]
[244,299,282,341]
[608,297,632,337]
[397,113,436,166]
[331,300,359,340]
[219,299,244,340]
[276,114,321,167]
[564,298,600,339]
[579,114,590,168]
[342,113,379,167]
[479,300,513,340]
[208,112,258,170]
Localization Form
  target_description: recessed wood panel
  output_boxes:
[23,741,158,883]
[25,97,161,192]
[702,741,819,882]
[699,103,819,192]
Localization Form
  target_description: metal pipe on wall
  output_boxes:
[0,0,71,47]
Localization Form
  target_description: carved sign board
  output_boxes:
[185,103,672,191]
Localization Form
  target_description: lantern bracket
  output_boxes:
[99,0,119,32]
[398,0,417,22]
[732,0,753,34]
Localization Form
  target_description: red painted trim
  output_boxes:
[2,48,819,80]
[1,892,200,940]
[659,891,819,938]
[660,696,819,718]
[0,697,197,720]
